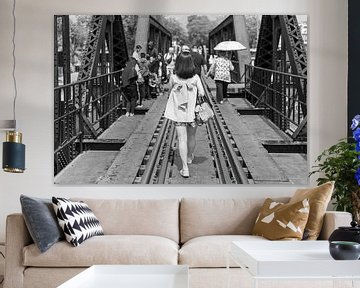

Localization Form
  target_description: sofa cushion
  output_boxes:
[180,198,289,243]
[290,181,334,240]
[252,198,310,240]
[23,235,178,267]
[72,199,179,243]
[52,197,104,247]
[20,195,64,253]
[179,235,267,268]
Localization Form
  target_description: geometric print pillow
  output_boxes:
[52,197,104,247]
[252,198,310,241]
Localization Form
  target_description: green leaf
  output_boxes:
[310,139,360,215]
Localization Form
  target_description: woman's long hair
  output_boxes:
[174,52,196,79]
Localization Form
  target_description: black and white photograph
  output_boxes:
[54,14,308,185]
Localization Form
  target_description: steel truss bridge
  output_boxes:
[54,14,307,184]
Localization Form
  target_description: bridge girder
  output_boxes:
[77,15,128,81]
[134,16,172,56]
[74,15,129,138]
[251,15,307,141]
[255,15,307,77]
[54,15,129,172]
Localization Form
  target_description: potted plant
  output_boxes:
[310,115,360,222]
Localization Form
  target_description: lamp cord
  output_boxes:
[11,0,17,128]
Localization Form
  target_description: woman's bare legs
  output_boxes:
[176,125,189,175]
[187,125,197,163]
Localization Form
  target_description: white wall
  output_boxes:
[0,0,348,242]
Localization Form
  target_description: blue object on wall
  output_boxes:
[2,131,25,173]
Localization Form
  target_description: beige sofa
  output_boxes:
[4,198,352,288]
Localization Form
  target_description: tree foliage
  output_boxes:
[122,15,138,55]
[245,15,261,49]
[65,14,261,69]
[186,15,217,47]
[152,15,188,46]
[69,15,91,68]
[310,139,360,216]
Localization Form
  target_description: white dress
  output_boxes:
[164,74,205,123]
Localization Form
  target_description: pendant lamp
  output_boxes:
[1,0,25,173]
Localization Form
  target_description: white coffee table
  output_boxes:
[228,241,360,288]
[58,265,189,288]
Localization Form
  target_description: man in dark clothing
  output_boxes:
[148,56,160,74]
[148,55,161,98]
[190,45,207,77]
[122,57,140,116]
[147,41,158,58]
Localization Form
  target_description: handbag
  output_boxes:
[195,95,214,123]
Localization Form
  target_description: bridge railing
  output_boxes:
[54,70,123,175]
[230,54,241,83]
[244,64,307,139]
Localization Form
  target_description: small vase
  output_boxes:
[329,241,360,260]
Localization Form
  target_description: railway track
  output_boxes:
[201,77,252,184]
[133,115,176,184]
[133,78,253,184]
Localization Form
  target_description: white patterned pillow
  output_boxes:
[52,197,104,246]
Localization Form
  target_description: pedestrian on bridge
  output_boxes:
[147,41,158,58]
[138,52,150,103]
[164,50,205,178]
[164,47,177,79]
[132,44,142,62]
[148,56,160,97]
[122,57,142,117]
[207,51,234,104]
[191,45,207,77]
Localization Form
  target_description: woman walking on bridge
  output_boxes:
[207,51,234,104]
[164,47,205,178]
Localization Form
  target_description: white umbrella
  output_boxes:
[214,41,246,51]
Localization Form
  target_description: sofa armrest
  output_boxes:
[4,213,33,288]
[318,211,352,240]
